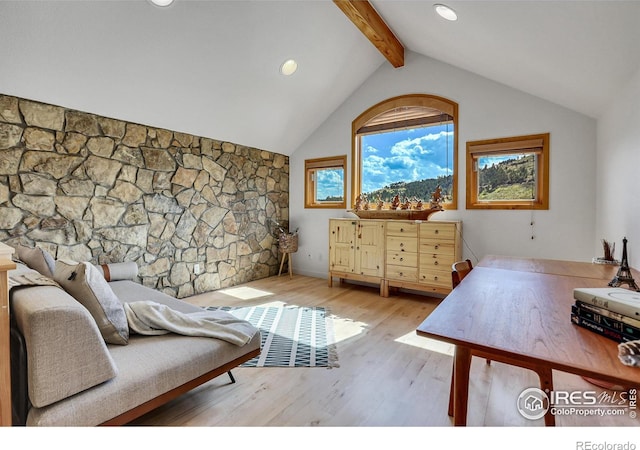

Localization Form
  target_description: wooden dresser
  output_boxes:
[328,218,462,297]
[0,243,16,426]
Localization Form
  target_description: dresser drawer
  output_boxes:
[418,269,451,287]
[419,239,455,255]
[420,223,456,240]
[386,236,418,253]
[386,221,418,236]
[419,254,455,270]
[386,264,418,282]
[386,251,418,267]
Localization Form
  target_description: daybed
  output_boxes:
[8,253,261,427]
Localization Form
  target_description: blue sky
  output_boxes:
[360,124,454,194]
[314,124,454,200]
[316,168,344,200]
[477,154,530,169]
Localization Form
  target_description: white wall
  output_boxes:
[596,66,640,269]
[289,51,597,279]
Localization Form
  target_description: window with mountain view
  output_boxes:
[466,133,549,210]
[352,94,458,209]
[304,155,346,208]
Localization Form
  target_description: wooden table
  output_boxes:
[416,255,640,426]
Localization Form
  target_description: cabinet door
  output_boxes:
[329,220,356,273]
[355,221,385,277]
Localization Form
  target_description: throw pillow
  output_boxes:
[94,261,139,282]
[15,244,56,278]
[54,260,129,345]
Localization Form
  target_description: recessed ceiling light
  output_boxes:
[149,0,175,7]
[434,4,458,21]
[280,59,298,76]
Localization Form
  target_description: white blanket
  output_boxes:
[124,301,255,346]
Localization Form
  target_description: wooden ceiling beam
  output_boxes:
[333,0,404,68]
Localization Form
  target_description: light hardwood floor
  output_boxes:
[130,274,639,427]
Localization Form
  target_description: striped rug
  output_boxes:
[206,306,339,368]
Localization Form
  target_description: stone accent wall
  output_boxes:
[0,94,289,298]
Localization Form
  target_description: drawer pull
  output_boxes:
[434,276,438,280]
[435,229,439,234]
[434,261,438,265]
[434,244,439,250]
[399,272,404,276]
[399,257,404,262]
[400,243,404,247]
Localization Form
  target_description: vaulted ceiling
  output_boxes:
[1,1,639,155]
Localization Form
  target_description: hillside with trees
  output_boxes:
[360,154,534,204]
[363,175,453,203]
[477,154,535,200]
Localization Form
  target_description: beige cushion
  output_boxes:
[14,244,56,278]
[27,331,262,426]
[10,283,118,408]
[54,260,129,345]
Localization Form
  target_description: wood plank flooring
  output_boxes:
[130,275,639,427]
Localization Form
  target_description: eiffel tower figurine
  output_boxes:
[608,237,640,291]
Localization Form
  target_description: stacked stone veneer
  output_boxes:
[0,94,289,298]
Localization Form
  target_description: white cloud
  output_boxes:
[361,129,454,193]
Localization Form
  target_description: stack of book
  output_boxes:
[571,287,640,343]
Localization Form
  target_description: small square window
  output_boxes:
[305,156,347,209]
[466,133,549,210]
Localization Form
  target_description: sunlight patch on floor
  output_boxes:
[216,295,368,345]
[249,302,368,345]
[395,332,455,356]
[330,315,368,344]
[218,286,274,300]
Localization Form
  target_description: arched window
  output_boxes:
[352,94,458,209]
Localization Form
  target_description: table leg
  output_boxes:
[453,345,471,426]
[536,367,555,426]
[288,253,293,279]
